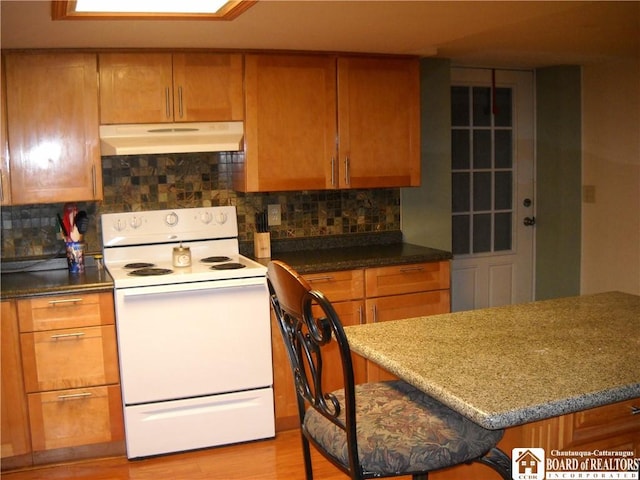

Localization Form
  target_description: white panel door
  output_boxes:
[451,68,535,311]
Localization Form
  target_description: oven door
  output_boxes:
[114,277,272,405]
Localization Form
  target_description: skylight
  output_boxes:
[51,0,255,20]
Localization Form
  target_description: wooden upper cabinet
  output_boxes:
[4,53,102,205]
[241,53,337,192]
[99,52,244,124]
[337,56,420,189]
[239,53,420,192]
[1,62,11,206]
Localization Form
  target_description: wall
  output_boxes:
[0,152,400,259]
[535,66,582,300]
[401,58,452,251]
[581,56,640,295]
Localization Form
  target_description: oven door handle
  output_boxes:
[121,277,266,297]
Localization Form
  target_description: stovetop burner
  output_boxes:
[129,268,174,276]
[125,262,156,269]
[201,256,232,263]
[210,263,246,270]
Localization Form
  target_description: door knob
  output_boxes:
[523,217,536,226]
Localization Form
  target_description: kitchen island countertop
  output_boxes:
[344,291,640,430]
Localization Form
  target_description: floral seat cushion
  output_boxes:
[304,380,504,477]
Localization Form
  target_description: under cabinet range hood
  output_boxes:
[99,122,244,156]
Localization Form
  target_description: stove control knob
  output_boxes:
[113,218,126,232]
[215,211,228,225]
[130,216,142,229]
[200,211,213,224]
[165,212,179,227]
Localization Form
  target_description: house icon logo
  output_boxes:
[512,448,545,480]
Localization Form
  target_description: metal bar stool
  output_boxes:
[267,260,511,480]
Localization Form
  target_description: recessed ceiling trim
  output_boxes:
[51,0,256,20]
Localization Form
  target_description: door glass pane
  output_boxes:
[472,87,491,126]
[452,215,470,255]
[452,173,470,212]
[451,87,470,126]
[452,130,470,169]
[494,171,512,210]
[494,212,512,251]
[494,88,512,127]
[473,214,491,253]
[452,82,514,256]
[473,172,491,211]
[473,130,492,169]
[494,130,512,168]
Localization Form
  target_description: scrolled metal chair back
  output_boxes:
[267,261,359,469]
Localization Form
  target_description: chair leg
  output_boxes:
[300,432,314,480]
[476,447,512,480]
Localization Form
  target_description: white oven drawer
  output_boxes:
[124,387,275,458]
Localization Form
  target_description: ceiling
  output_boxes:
[1,1,638,68]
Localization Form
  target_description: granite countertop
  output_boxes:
[344,291,640,430]
[258,242,452,274]
[1,257,113,299]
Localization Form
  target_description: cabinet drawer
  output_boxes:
[17,293,114,332]
[365,261,450,297]
[366,290,450,323]
[28,385,124,452]
[566,398,640,447]
[304,269,364,302]
[21,325,119,392]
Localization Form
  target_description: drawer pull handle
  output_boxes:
[399,266,425,273]
[48,298,83,305]
[51,332,85,340]
[307,276,334,283]
[631,406,640,415]
[58,392,92,401]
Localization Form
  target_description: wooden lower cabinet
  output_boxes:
[430,398,640,480]
[1,301,31,470]
[1,292,125,471]
[28,385,124,464]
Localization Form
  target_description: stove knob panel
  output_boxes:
[165,212,179,227]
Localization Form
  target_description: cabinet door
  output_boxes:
[365,290,450,382]
[99,53,173,124]
[28,385,124,453]
[21,325,120,392]
[5,53,102,204]
[172,53,244,122]
[1,61,12,206]
[241,54,337,192]
[337,56,420,188]
[1,301,31,468]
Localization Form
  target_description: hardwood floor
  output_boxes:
[2,429,414,480]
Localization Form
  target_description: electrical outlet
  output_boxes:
[268,204,281,226]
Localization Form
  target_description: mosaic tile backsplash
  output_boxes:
[1,152,401,259]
